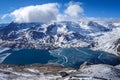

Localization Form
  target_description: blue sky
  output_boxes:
[0,0,120,23]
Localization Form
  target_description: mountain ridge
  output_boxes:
[0,19,120,56]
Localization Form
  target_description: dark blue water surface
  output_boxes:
[1,48,120,69]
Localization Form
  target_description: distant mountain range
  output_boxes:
[0,19,120,56]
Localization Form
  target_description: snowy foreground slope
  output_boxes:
[0,63,120,80]
[0,19,120,56]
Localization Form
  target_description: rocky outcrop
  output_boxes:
[114,38,120,55]
[0,63,120,80]
[117,45,120,55]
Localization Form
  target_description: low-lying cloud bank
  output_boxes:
[2,1,84,23]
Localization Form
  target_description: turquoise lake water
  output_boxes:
[1,48,120,69]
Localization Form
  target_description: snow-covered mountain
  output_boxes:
[0,19,120,56]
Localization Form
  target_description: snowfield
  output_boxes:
[92,27,120,56]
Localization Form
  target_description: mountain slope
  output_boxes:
[0,63,120,80]
[0,19,120,56]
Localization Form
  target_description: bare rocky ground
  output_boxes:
[0,62,120,80]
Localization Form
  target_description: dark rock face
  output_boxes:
[59,71,69,77]
[29,31,46,39]
[114,38,120,55]
[117,45,120,55]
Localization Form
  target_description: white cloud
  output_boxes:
[1,1,84,23]
[65,2,84,17]
[57,1,84,21]
[11,3,59,23]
